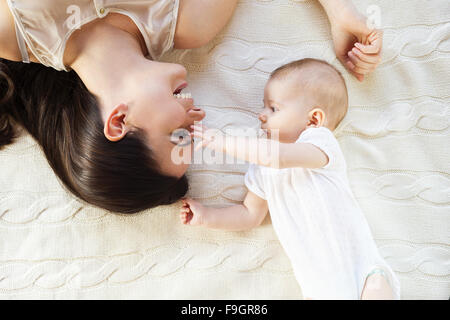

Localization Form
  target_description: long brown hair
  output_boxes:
[0,59,188,214]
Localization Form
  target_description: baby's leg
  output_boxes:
[360,269,394,300]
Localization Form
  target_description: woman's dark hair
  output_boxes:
[0,59,188,214]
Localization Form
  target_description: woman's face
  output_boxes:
[127,62,205,177]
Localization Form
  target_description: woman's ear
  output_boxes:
[104,103,131,142]
[307,108,326,128]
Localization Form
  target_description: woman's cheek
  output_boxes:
[169,109,187,131]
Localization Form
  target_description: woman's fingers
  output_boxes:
[345,60,365,82]
[349,31,382,79]
[351,47,381,64]
[348,52,372,71]
[347,52,375,75]
[348,47,381,78]
[338,51,365,82]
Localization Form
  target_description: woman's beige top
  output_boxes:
[6,0,180,71]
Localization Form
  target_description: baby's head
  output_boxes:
[260,58,348,143]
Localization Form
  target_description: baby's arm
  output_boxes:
[278,142,328,169]
[191,124,328,169]
[180,191,268,231]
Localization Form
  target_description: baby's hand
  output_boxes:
[191,124,225,152]
[180,197,206,226]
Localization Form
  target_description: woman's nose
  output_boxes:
[173,63,187,79]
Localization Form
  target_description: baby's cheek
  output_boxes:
[278,124,304,143]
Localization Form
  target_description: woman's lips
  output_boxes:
[187,107,205,119]
[183,108,205,131]
[187,106,202,112]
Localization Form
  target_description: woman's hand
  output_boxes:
[320,0,383,82]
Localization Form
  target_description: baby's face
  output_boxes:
[260,78,314,143]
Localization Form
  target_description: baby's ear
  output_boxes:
[307,108,326,127]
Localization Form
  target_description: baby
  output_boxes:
[180,58,401,300]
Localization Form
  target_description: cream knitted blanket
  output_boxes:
[0,0,449,299]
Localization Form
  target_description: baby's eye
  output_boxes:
[270,106,278,112]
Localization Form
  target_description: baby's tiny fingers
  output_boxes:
[195,141,206,151]
[191,131,205,139]
[191,125,204,132]
[355,42,379,55]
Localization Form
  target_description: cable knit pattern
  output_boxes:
[0,0,449,299]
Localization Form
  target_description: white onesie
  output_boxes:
[244,127,401,299]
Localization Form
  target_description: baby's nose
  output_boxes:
[258,113,267,123]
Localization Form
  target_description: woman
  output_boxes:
[0,0,382,213]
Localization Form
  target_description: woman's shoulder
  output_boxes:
[0,1,38,63]
[173,0,238,49]
[0,1,22,62]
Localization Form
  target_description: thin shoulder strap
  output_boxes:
[13,20,30,63]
